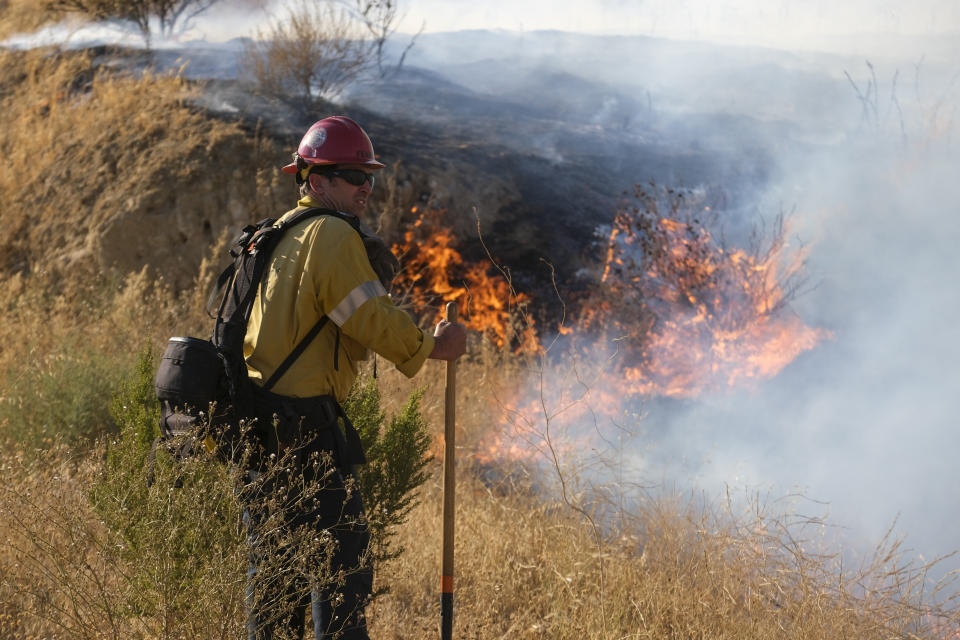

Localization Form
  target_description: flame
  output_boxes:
[391,196,830,467]
[391,208,539,353]
[578,205,830,398]
[600,226,620,283]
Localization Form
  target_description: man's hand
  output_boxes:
[430,320,467,361]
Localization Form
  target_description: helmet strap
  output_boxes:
[295,156,308,185]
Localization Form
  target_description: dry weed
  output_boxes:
[0,47,285,290]
[0,444,135,638]
[362,345,960,640]
[242,0,371,106]
[367,455,959,639]
[0,0,61,40]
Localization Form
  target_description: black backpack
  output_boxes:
[153,207,363,466]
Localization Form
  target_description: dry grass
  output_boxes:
[0,259,222,446]
[0,445,123,637]
[0,45,276,443]
[0,47,286,290]
[0,442,248,639]
[365,354,960,640]
[0,0,62,40]
[4,381,958,638]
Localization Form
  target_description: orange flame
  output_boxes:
[391,208,539,353]
[577,204,830,398]
[392,197,830,467]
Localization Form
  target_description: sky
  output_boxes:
[9,0,957,61]
[390,0,960,56]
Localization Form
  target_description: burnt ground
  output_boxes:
[81,43,779,316]
[339,64,776,301]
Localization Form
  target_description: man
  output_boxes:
[241,115,466,640]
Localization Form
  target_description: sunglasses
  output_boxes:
[320,169,375,188]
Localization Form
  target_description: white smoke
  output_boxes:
[609,55,960,577]
[1,0,268,51]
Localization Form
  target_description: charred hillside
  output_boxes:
[344,63,774,275]
[199,60,773,302]
[1,29,797,313]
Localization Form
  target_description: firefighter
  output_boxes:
[242,115,466,640]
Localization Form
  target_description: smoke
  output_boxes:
[604,56,960,574]
[395,0,960,60]
[179,0,269,42]
[759,130,959,562]
[1,1,267,51]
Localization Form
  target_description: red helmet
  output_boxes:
[281,116,385,177]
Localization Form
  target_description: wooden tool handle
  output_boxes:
[441,301,457,640]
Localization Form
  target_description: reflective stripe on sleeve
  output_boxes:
[328,280,388,327]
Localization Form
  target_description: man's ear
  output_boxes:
[307,173,325,195]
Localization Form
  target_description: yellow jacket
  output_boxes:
[244,198,434,401]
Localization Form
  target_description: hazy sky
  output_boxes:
[36,0,948,60]
[392,0,958,54]
[397,0,959,37]
[7,0,958,58]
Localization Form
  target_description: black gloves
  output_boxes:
[362,235,400,289]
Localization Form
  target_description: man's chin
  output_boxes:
[350,202,367,216]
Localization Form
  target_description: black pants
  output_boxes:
[243,392,371,640]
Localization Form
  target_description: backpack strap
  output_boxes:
[281,206,361,235]
[262,316,330,391]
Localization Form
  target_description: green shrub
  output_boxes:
[86,349,433,633]
[0,337,124,448]
[346,376,433,567]
[90,346,246,637]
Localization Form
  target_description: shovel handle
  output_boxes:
[441,301,457,640]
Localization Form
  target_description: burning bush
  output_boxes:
[576,184,829,397]
[448,184,834,471]
[380,189,830,466]
[385,186,827,402]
